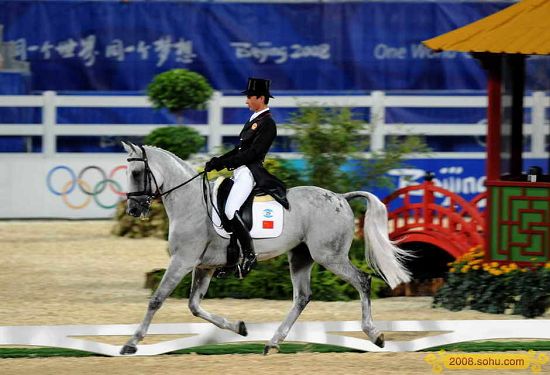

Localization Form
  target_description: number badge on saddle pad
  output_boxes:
[211,177,284,238]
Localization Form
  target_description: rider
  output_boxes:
[205,77,288,277]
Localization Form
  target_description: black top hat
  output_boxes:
[241,77,274,98]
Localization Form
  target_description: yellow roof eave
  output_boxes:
[423,0,550,56]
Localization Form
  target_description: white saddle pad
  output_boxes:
[211,177,284,239]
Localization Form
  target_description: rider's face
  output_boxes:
[245,95,265,112]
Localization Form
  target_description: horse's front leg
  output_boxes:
[120,255,193,355]
[188,267,248,336]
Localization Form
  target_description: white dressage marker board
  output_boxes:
[0,320,549,357]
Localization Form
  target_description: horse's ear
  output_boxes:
[121,141,135,154]
[129,142,143,156]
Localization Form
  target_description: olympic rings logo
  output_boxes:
[46,165,127,209]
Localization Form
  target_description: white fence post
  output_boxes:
[370,90,385,152]
[42,90,56,157]
[531,91,547,158]
[207,91,223,153]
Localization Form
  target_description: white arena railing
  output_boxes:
[1,320,550,356]
[0,90,548,159]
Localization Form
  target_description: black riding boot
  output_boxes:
[213,216,241,279]
[231,212,257,278]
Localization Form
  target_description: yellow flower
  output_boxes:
[465,245,485,260]
[491,270,503,276]
[473,265,480,270]
[449,267,455,273]
[491,262,499,267]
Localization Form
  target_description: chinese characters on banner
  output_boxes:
[14,35,198,67]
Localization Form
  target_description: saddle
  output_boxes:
[214,176,285,242]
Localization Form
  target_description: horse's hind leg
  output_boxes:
[320,257,384,348]
[188,267,247,336]
[265,243,314,355]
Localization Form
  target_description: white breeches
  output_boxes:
[225,166,255,220]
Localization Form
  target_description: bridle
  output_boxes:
[125,145,224,228]
[126,145,205,208]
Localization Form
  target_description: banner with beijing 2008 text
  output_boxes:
[1,1,547,92]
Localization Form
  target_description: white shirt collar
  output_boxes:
[249,107,270,122]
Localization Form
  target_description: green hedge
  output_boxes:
[146,240,389,301]
[433,247,550,318]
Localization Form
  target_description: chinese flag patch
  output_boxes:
[262,220,274,229]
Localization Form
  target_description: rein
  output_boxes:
[202,172,224,228]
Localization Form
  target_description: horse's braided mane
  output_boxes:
[144,145,197,175]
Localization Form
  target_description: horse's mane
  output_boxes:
[143,145,197,176]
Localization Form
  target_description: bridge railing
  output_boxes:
[383,179,487,258]
[0,90,548,158]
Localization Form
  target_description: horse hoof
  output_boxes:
[374,333,385,348]
[120,344,138,355]
[238,321,248,336]
[263,344,280,355]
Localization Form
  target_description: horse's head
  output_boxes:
[122,141,163,218]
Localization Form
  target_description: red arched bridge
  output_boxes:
[382,179,487,259]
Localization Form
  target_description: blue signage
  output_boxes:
[369,158,548,206]
[1,1,547,92]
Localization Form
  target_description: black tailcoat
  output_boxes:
[218,111,289,208]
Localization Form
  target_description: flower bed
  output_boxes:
[433,246,550,318]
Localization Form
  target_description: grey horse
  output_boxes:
[120,142,411,355]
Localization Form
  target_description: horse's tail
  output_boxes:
[343,191,411,289]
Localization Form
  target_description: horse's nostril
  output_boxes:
[128,207,138,216]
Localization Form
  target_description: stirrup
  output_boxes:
[215,254,256,279]
[238,252,257,278]
[214,266,237,279]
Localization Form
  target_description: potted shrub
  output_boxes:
[147,68,213,124]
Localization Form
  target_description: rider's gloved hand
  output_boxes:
[205,156,222,172]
